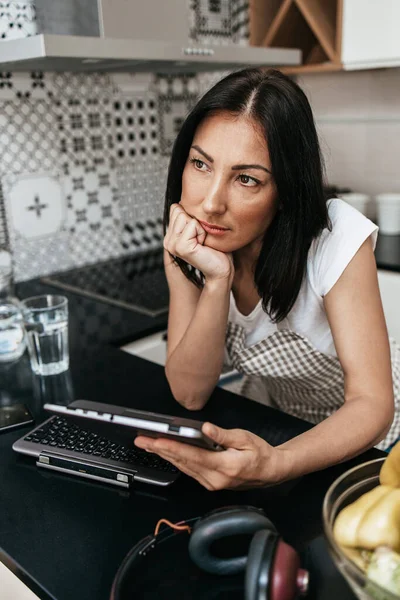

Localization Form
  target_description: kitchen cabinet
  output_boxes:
[378,269,400,345]
[341,0,400,70]
[120,331,243,393]
[120,330,168,368]
[249,0,400,74]
[0,562,39,600]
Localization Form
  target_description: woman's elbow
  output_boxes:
[381,417,395,444]
[375,394,395,444]
[169,387,209,411]
[165,365,210,411]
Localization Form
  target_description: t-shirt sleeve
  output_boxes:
[310,198,379,297]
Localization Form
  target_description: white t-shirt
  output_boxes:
[226,198,379,359]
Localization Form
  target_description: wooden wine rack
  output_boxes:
[249,0,343,74]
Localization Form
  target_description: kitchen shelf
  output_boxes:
[0,34,301,73]
[249,0,342,74]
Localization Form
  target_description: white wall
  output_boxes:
[298,68,400,219]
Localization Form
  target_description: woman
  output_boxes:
[135,68,400,490]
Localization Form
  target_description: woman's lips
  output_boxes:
[198,220,229,235]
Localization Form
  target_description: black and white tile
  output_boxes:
[111,72,154,97]
[0,71,54,101]
[4,171,65,239]
[121,218,163,254]
[157,91,197,155]
[52,73,117,171]
[231,0,249,44]
[188,0,249,45]
[117,156,168,223]
[189,0,232,44]
[113,92,160,162]
[2,171,70,280]
[0,181,9,250]
[51,72,116,98]
[153,73,200,97]
[63,164,120,234]
[117,156,167,253]
[63,163,122,267]
[0,71,12,94]
[0,99,59,173]
[0,0,37,40]
[68,225,123,268]
[12,231,71,281]
[197,70,230,97]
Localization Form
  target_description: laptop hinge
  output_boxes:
[37,451,134,488]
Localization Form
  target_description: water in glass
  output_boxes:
[23,295,69,376]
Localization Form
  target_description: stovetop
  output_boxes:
[42,247,169,317]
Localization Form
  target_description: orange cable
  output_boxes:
[154,518,192,536]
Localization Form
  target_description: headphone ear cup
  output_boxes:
[245,529,278,600]
[189,507,277,576]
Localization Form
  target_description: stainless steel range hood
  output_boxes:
[0,34,301,73]
[0,0,301,73]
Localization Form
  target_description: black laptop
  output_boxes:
[13,402,180,488]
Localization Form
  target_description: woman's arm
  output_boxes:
[136,237,395,491]
[164,204,234,411]
[164,249,201,359]
[277,236,394,479]
[165,253,231,410]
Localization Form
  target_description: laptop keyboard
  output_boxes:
[23,416,178,473]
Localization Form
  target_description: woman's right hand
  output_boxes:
[164,203,234,283]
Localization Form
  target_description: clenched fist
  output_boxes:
[164,203,234,284]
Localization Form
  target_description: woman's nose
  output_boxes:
[202,178,227,215]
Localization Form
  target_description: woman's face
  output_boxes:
[180,111,278,255]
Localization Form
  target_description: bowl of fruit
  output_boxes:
[323,443,400,599]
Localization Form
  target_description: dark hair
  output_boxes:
[163,68,330,323]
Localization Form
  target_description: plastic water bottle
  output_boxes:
[0,250,26,363]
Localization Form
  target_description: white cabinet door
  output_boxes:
[120,331,167,367]
[120,331,242,389]
[342,0,400,70]
[378,270,400,344]
[0,561,40,600]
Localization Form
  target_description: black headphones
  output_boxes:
[110,505,308,600]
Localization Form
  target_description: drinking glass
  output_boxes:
[0,303,26,363]
[22,295,69,376]
[0,250,26,363]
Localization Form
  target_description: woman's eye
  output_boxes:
[238,174,259,187]
[190,158,207,171]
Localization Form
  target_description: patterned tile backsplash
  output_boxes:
[0,0,249,281]
[0,1,37,40]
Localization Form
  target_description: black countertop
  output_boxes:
[0,266,389,600]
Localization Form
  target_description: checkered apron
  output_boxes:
[225,322,400,451]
